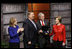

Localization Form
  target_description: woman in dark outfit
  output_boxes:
[49,16,66,48]
[8,17,24,48]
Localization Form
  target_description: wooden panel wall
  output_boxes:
[28,3,50,22]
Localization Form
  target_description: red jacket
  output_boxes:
[49,24,66,43]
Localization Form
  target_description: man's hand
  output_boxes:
[47,31,49,33]
[28,41,31,45]
[62,42,65,46]
[39,30,43,33]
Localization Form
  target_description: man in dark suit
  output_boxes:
[36,12,50,48]
[23,12,38,48]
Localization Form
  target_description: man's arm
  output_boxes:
[23,22,30,42]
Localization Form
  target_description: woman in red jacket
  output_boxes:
[49,16,66,48]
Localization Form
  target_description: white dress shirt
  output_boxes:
[40,20,45,26]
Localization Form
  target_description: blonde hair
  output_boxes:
[9,17,17,26]
[55,16,62,23]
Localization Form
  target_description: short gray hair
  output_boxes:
[38,12,44,17]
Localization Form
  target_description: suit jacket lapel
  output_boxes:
[28,19,37,30]
[44,20,46,25]
[39,20,41,26]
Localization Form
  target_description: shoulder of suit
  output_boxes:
[44,19,49,22]
[37,20,40,22]
[36,20,40,23]
[23,19,29,24]
[45,19,48,21]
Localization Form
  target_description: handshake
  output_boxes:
[17,28,24,33]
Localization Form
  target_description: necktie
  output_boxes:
[42,21,44,26]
